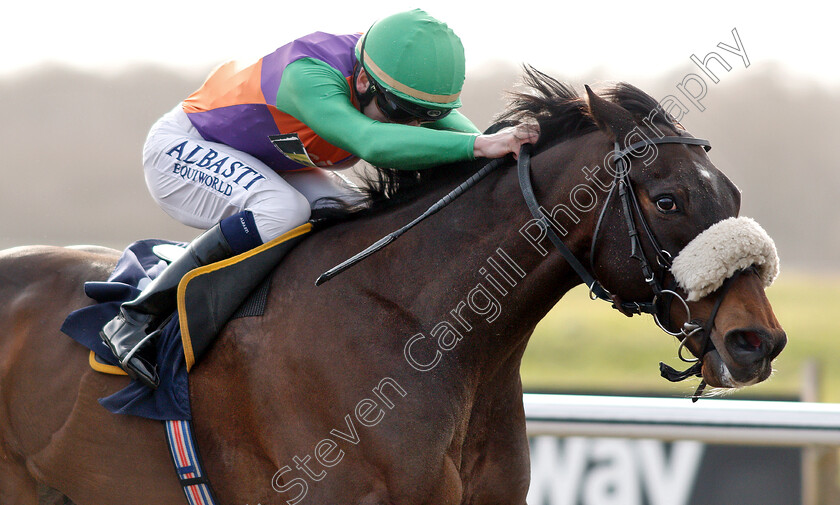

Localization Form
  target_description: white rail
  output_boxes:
[524,394,840,446]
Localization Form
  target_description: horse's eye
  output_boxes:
[655,196,678,213]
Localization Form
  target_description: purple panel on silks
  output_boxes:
[260,31,362,105]
[187,104,300,172]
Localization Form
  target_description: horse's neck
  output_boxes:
[351,156,590,378]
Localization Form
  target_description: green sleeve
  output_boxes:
[276,58,478,170]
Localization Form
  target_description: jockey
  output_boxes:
[100,8,538,389]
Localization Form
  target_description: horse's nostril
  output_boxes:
[725,329,771,364]
[742,331,762,350]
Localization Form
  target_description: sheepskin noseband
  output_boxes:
[670,217,779,301]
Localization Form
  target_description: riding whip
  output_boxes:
[315,157,508,285]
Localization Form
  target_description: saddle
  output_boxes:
[62,223,312,419]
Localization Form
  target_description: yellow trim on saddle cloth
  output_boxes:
[177,223,314,371]
[89,350,128,376]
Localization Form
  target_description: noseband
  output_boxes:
[516,135,741,400]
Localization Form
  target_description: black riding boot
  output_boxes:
[100,224,234,389]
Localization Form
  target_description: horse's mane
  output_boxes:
[312,66,681,222]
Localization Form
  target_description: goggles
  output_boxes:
[369,74,452,123]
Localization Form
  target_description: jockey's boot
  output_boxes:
[99,224,234,389]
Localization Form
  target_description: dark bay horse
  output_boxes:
[0,69,786,504]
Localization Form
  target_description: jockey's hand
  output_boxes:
[473,123,540,160]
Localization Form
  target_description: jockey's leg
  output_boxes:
[141,106,312,242]
[99,106,312,388]
[100,219,234,388]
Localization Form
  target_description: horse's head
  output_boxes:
[577,83,786,393]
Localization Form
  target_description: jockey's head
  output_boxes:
[355,9,465,124]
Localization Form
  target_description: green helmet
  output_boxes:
[357,9,466,112]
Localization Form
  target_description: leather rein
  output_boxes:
[517,135,740,401]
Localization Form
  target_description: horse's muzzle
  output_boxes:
[704,327,787,387]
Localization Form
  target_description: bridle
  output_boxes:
[517,134,741,400]
[517,135,711,312]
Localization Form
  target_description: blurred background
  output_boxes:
[1,1,837,403]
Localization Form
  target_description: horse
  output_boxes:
[0,68,786,504]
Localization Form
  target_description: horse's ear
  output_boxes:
[585,84,637,145]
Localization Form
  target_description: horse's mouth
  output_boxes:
[701,349,771,389]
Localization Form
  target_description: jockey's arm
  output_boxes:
[276,58,480,170]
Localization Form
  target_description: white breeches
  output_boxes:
[142,106,362,243]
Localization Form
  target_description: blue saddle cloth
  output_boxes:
[61,239,192,420]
